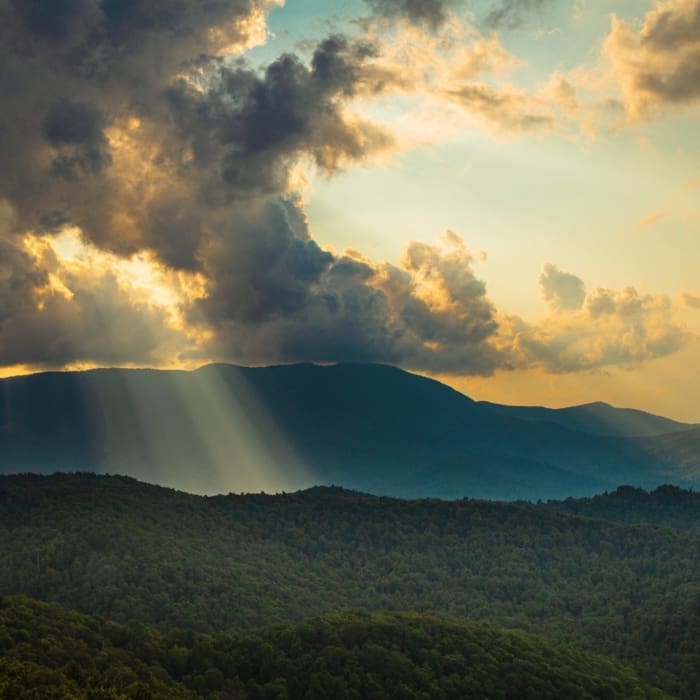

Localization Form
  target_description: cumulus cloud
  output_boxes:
[0,219,181,368]
[604,0,700,119]
[0,0,692,379]
[0,0,407,369]
[0,0,513,375]
[539,263,586,311]
[195,226,505,375]
[511,268,691,373]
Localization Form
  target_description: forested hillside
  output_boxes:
[540,485,700,531]
[1,474,699,697]
[0,597,671,699]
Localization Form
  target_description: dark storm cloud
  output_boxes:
[0,0,275,244]
[44,100,103,146]
[9,0,90,40]
[0,0,277,366]
[196,223,506,376]
[6,0,259,44]
[203,36,389,193]
[0,0,434,371]
[146,34,393,271]
[195,200,335,325]
[43,99,111,179]
[3,0,681,377]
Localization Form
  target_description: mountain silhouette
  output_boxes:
[478,399,693,437]
[0,363,698,499]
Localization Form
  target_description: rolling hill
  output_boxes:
[1,473,699,696]
[540,484,700,531]
[0,597,670,699]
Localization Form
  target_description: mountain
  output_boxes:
[0,597,670,700]
[1,473,699,696]
[479,400,695,437]
[1,363,699,500]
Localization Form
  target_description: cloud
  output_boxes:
[443,82,553,132]
[0,224,181,368]
[681,292,700,309]
[604,0,700,119]
[43,99,112,179]
[195,225,505,376]
[359,20,555,137]
[542,73,579,116]
[636,209,668,231]
[364,0,453,29]
[512,274,691,373]
[0,0,283,242]
[485,0,552,30]
[539,263,586,311]
[2,0,503,375]
[0,1,692,379]
[364,0,553,31]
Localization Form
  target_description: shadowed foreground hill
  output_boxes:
[0,597,670,700]
[0,474,698,697]
[1,363,700,500]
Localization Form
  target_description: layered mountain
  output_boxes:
[0,363,698,499]
[479,399,694,437]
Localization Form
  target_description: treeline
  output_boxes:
[539,485,700,531]
[0,474,699,696]
[0,596,671,699]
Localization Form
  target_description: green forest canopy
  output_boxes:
[0,596,672,700]
[0,473,699,697]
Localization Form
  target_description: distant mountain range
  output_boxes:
[0,363,698,500]
[478,399,692,437]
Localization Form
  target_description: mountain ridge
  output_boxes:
[1,362,699,500]
[478,397,695,437]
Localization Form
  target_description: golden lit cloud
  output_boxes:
[681,292,700,309]
[507,271,693,374]
[604,0,700,120]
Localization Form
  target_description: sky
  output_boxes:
[0,0,699,420]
